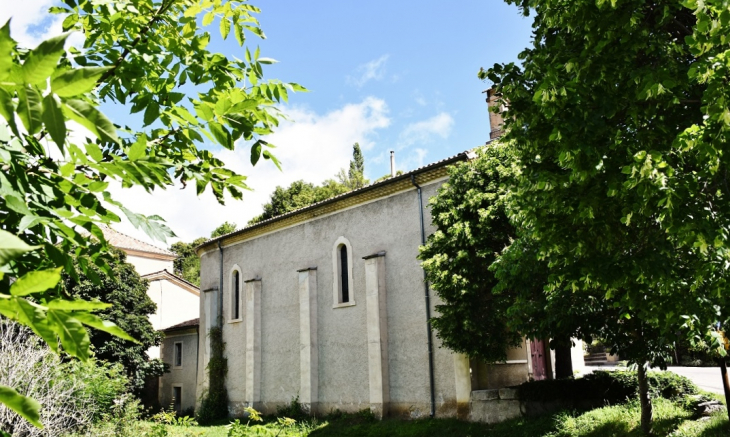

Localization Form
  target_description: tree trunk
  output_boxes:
[637,363,653,436]
[719,358,730,423]
[554,342,574,379]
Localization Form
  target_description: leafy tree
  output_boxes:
[336,143,369,190]
[420,144,522,363]
[63,248,164,392]
[484,0,730,432]
[0,0,304,427]
[170,238,206,286]
[211,221,238,238]
[420,143,579,376]
[171,223,239,285]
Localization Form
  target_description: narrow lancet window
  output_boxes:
[233,270,240,320]
[340,245,349,303]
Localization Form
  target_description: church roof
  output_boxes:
[102,226,176,260]
[196,150,474,255]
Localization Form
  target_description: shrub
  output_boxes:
[0,321,134,436]
[518,370,698,405]
[276,396,309,421]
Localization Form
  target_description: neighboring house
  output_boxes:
[103,227,200,359]
[159,318,199,413]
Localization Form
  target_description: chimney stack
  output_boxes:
[486,88,505,140]
[390,151,396,177]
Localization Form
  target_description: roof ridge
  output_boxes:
[195,150,472,252]
[142,269,200,289]
[101,225,175,257]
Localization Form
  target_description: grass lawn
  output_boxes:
[102,398,728,437]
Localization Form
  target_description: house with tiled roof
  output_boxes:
[102,227,200,359]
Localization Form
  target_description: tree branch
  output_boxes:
[97,0,176,84]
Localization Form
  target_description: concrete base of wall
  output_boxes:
[468,389,522,423]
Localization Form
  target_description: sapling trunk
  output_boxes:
[554,340,574,379]
[637,363,653,436]
[719,358,730,423]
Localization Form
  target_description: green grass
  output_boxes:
[71,398,730,437]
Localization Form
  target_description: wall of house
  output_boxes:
[159,328,199,414]
[147,279,200,359]
[197,179,478,418]
[126,254,174,276]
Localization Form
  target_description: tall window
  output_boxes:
[231,269,241,320]
[174,342,183,367]
[339,245,349,303]
[332,236,354,307]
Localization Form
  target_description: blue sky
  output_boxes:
[5,1,533,243]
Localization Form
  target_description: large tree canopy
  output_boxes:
[484,0,730,432]
[0,0,304,426]
[63,248,162,391]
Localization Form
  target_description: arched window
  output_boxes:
[230,266,242,321]
[339,245,349,303]
[332,237,354,307]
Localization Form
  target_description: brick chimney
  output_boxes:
[485,88,504,140]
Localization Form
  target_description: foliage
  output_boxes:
[211,222,238,239]
[196,325,228,425]
[275,396,308,422]
[518,370,698,404]
[1,0,304,428]
[483,0,730,431]
[0,321,133,436]
[248,143,368,225]
[418,143,525,362]
[63,248,164,391]
[170,238,207,286]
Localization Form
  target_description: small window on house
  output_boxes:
[332,237,354,307]
[174,342,183,367]
[172,386,182,413]
[231,269,241,320]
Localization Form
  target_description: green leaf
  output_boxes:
[128,134,147,161]
[143,101,159,126]
[0,88,19,137]
[262,149,281,171]
[42,94,66,151]
[16,86,43,135]
[6,298,58,353]
[50,67,111,97]
[203,11,215,26]
[73,312,137,342]
[84,142,103,162]
[220,17,231,39]
[0,385,42,429]
[46,299,111,311]
[10,268,62,296]
[63,99,119,144]
[22,33,69,85]
[0,230,39,266]
[0,20,15,81]
[47,309,90,361]
[257,57,278,64]
[209,122,232,149]
[250,140,262,165]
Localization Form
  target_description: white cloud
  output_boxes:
[0,1,84,49]
[347,55,389,88]
[398,112,454,149]
[108,97,391,245]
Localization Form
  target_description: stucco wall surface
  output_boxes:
[159,330,199,413]
[198,181,467,417]
[126,254,173,276]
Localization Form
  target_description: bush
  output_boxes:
[0,321,135,436]
[196,325,228,424]
[518,370,698,405]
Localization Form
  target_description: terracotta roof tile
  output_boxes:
[101,226,175,257]
[163,318,200,332]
